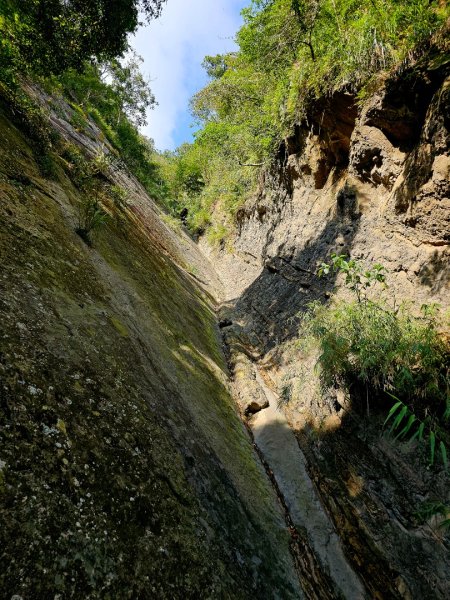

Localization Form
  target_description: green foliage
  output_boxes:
[303,297,448,407]
[301,256,449,464]
[106,52,155,128]
[385,395,448,467]
[60,143,111,243]
[76,197,109,245]
[165,0,448,239]
[0,0,30,85]
[58,55,156,131]
[157,122,261,235]
[206,224,229,247]
[0,0,167,75]
[51,59,165,203]
[0,0,164,198]
[415,502,450,529]
[61,144,100,190]
[202,54,231,80]
[0,74,58,174]
[70,107,89,132]
[109,185,129,208]
[319,253,387,303]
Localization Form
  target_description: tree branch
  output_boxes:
[238,159,265,167]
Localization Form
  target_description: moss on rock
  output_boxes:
[0,104,300,598]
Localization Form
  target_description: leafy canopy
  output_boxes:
[1,0,167,74]
[160,0,448,239]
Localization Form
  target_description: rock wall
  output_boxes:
[1,43,448,599]
[209,47,450,598]
[0,96,302,597]
[218,51,449,352]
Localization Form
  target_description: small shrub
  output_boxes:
[299,255,449,474]
[61,143,93,189]
[302,298,448,408]
[89,108,120,147]
[187,205,211,234]
[76,197,109,245]
[70,109,88,132]
[109,185,129,208]
[301,254,449,465]
[278,378,293,409]
[206,223,228,247]
[318,254,387,303]
[36,153,57,178]
[91,150,111,175]
[61,145,111,191]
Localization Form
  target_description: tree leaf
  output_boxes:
[396,414,416,440]
[429,431,436,465]
[410,421,425,443]
[439,441,448,470]
[384,401,402,426]
[390,405,407,433]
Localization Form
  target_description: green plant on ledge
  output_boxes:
[76,196,109,246]
[301,254,449,468]
[318,253,387,303]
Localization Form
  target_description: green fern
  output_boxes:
[385,396,448,468]
[416,502,450,530]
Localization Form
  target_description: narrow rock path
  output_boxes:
[251,370,367,599]
[198,242,369,598]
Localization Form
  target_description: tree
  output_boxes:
[202,54,233,80]
[106,52,156,128]
[10,0,167,73]
[291,0,320,61]
[59,52,155,128]
[237,0,308,72]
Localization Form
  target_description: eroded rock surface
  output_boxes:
[212,48,450,599]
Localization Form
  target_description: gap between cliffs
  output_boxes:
[193,246,369,599]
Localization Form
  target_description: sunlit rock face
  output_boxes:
[221,57,449,351]
[0,96,302,598]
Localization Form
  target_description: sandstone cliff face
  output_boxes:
[1,44,449,599]
[209,50,450,598]
[221,54,449,342]
[0,97,302,597]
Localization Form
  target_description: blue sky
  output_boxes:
[131,0,247,151]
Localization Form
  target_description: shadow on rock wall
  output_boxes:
[419,249,450,294]
[231,183,361,353]
[284,403,450,600]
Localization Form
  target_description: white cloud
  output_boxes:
[131,0,246,150]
